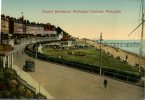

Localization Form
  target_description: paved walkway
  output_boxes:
[13,49,144,100]
[11,40,144,100]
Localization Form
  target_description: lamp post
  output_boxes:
[35,39,37,59]
[35,26,38,59]
[35,28,38,59]
[99,32,103,75]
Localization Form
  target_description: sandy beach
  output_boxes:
[95,43,145,67]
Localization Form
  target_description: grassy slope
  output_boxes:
[42,47,138,72]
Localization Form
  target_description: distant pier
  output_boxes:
[104,42,143,47]
[95,42,145,66]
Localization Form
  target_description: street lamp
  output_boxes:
[35,28,38,59]
[99,32,103,75]
[35,40,37,59]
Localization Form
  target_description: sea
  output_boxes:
[102,40,145,57]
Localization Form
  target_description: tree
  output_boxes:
[26,20,30,24]
[56,27,63,34]
[23,20,27,24]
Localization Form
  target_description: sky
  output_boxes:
[1,0,145,40]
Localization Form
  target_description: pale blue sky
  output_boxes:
[1,0,145,40]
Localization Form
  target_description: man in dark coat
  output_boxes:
[103,79,108,89]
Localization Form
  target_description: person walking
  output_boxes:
[125,55,128,61]
[103,79,108,89]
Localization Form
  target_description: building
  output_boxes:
[43,24,57,37]
[1,16,9,34]
[1,16,9,44]
[26,24,44,36]
[61,34,76,47]
[57,31,63,40]
[26,24,38,36]
[0,44,14,69]
[43,30,57,37]
[13,20,25,38]
[1,14,65,43]
[37,25,44,36]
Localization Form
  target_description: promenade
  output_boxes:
[13,43,144,100]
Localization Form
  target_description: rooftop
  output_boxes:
[0,44,14,56]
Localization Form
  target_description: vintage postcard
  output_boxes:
[0,0,144,99]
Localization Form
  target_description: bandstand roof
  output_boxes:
[0,44,14,56]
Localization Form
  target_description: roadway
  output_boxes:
[13,43,144,100]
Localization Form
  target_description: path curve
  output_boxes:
[13,42,144,100]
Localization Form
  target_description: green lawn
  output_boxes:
[42,47,139,72]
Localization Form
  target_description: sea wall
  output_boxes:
[95,43,145,67]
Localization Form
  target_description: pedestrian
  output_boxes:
[103,79,108,89]
[126,55,128,61]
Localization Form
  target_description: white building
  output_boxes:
[0,44,14,69]
[1,17,10,44]
[26,25,37,35]
[37,26,44,35]
[14,21,24,34]
[57,31,63,40]
[43,30,57,36]
[26,25,44,36]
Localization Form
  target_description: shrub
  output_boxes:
[9,79,18,88]
[1,90,13,98]
[4,68,17,79]
[102,66,141,82]
[0,81,7,91]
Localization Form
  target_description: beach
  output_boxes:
[95,43,145,67]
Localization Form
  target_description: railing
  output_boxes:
[101,70,141,82]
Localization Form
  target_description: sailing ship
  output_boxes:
[128,0,145,71]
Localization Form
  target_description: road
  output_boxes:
[13,43,144,100]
